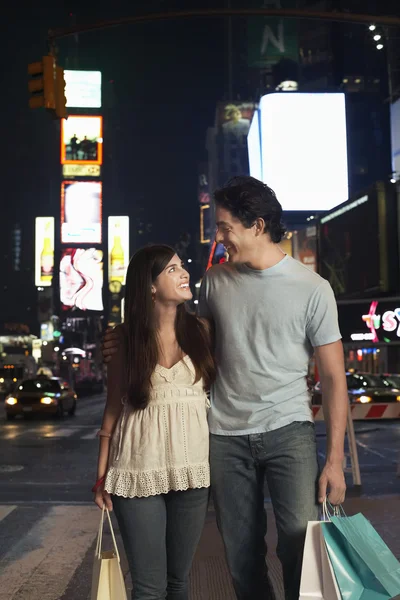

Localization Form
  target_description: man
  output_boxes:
[102,176,347,600]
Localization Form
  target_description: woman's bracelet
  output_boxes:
[97,429,112,439]
[92,475,106,493]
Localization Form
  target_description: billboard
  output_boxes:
[60,248,104,312]
[62,164,101,178]
[61,181,102,244]
[319,183,399,298]
[247,109,262,181]
[108,217,129,285]
[390,97,400,176]
[200,205,212,244]
[250,92,348,211]
[338,298,400,344]
[61,116,103,165]
[64,70,102,108]
[293,226,317,272]
[35,217,55,287]
[217,101,256,181]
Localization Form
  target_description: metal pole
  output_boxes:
[346,400,362,486]
[48,9,400,43]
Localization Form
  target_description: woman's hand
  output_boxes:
[94,482,113,511]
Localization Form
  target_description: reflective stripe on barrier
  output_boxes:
[313,403,400,420]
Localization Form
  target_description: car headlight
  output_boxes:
[40,397,54,405]
[6,397,17,405]
[356,395,372,404]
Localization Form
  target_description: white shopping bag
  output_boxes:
[299,521,341,600]
[91,506,128,600]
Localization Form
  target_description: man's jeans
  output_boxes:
[112,488,209,600]
[210,421,319,600]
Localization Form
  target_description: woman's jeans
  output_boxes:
[112,487,209,600]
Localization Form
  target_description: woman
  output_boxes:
[93,244,215,600]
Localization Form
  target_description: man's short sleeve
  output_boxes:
[306,280,342,347]
[198,273,212,319]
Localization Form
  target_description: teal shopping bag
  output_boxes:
[321,513,400,600]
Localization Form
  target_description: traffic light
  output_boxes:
[28,55,56,110]
[55,66,67,119]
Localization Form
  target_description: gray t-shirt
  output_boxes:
[198,255,341,435]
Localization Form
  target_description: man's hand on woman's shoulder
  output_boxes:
[102,325,123,363]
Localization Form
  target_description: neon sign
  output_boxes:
[361,301,400,342]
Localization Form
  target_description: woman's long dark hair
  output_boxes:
[124,244,216,410]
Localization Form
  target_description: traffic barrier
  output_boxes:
[313,403,400,420]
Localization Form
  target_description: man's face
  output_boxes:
[215,206,258,263]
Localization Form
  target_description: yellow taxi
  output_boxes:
[5,376,77,420]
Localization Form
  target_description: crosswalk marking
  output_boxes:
[0,506,16,522]
[0,425,100,441]
[81,429,99,440]
[43,428,77,438]
[0,506,100,600]
[2,428,36,440]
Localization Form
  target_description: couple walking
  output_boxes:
[94,175,347,600]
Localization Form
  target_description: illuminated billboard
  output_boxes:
[64,70,102,108]
[200,205,212,244]
[35,217,55,287]
[108,217,129,285]
[62,164,101,178]
[61,116,103,165]
[60,248,104,312]
[61,181,102,244]
[249,93,348,211]
[247,109,262,181]
[293,226,317,272]
[217,101,256,180]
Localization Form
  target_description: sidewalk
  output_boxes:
[122,494,400,599]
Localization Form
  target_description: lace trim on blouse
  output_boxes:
[105,463,210,498]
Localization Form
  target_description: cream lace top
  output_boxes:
[105,355,210,498]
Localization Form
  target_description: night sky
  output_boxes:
[3,1,225,266]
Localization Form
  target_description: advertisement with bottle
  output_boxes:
[35,217,55,287]
[108,217,129,285]
[61,181,102,244]
[293,226,317,273]
[60,248,104,312]
[61,116,103,165]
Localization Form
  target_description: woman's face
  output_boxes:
[152,254,192,304]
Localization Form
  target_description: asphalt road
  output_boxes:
[0,395,399,599]
[0,394,399,503]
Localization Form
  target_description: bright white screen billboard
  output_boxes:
[35,217,55,287]
[253,93,348,211]
[247,109,262,181]
[390,97,400,176]
[108,217,129,285]
[64,70,102,108]
[61,181,102,244]
[60,248,104,312]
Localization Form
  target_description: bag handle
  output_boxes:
[95,505,122,563]
[322,497,344,521]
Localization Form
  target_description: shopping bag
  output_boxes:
[91,505,128,600]
[321,510,400,600]
[299,521,341,600]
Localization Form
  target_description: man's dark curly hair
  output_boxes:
[214,176,286,243]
